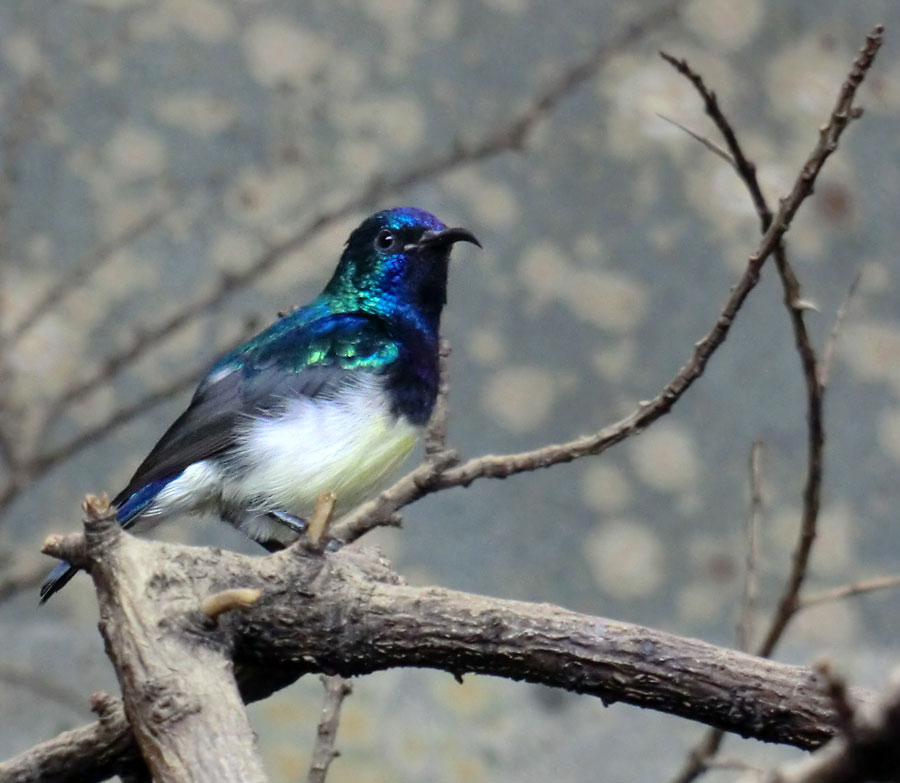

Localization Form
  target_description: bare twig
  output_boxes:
[766,666,900,783]
[749,23,883,658]
[306,491,338,550]
[819,271,862,387]
[25,365,201,479]
[424,339,455,460]
[800,575,900,610]
[332,25,882,547]
[307,675,352,783]
[43,2,683,419]
[659,26,884,783]
[736,441,764,651]
[656,112,736,168]
[7,207,168,343]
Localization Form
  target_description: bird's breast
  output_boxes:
[224,376,419,517]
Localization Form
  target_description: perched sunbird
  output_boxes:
[41,207,480,601]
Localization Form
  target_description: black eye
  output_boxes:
[374,229,397,252]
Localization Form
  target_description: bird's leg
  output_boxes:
[267,509,308,536]
[263,510,343,553]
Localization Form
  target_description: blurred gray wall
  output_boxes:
[1,1,899,780]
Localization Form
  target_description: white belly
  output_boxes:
[223,380,419,521]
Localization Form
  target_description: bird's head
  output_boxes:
[324,207,480,332]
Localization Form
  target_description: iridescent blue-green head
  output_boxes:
[324,207,480,333]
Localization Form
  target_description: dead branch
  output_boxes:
[57,495,267,783]
[307,676,352,783]
[659,24,884,783]
[3,512,882,783]
[737,441,764,652]
[800,575,900,610]
[424,338,455,460]
[767,668,900,783]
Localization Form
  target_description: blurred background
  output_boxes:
[1,1,899,780]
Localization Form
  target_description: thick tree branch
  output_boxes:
[3,521,881,783]
[51,495,268,783]
[769,668,900,783]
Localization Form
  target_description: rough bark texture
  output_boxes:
[49,498,268,783]
[1,523,877,783]
[233,546,864,750]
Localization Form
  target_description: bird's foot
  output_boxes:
[265,509,343,554]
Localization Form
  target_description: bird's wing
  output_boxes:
[112,310,398,507]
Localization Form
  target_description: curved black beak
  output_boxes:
[413,227,482,252]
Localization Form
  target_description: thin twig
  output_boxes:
[424,339,454,459]
[24,366,201,479]
[736,441,764,652]
[648,29,882,783]
[7,207,168,342]
[819,271,862,388]
[658,49,826,662]
[305,491,338,550]
[44,2,684,418]
[800,574,900,610]
[656,112,737,168]
[307,675,353,783]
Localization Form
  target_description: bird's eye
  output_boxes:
[374,229,397,252]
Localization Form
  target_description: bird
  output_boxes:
[40,206,480,602]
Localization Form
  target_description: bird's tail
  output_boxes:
[39,496,137,603]
[39,561,79,604]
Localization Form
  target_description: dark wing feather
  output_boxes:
[113,312,396,507]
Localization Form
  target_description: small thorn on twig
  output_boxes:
[791,298,820,313]
[201,588,262,619]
